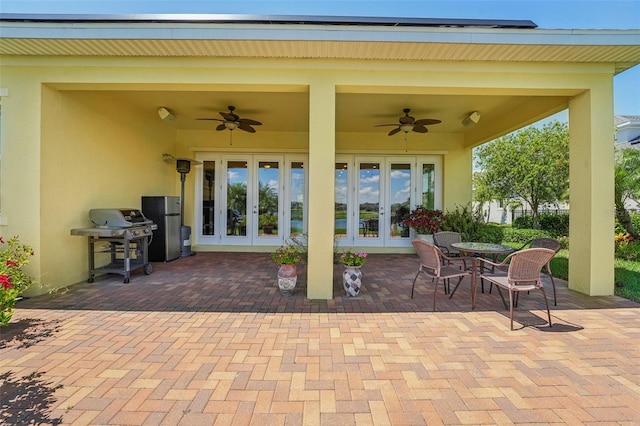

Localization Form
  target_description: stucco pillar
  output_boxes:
[568,82,615,295]
[306,79,336,299]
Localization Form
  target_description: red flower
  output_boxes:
[6,259,18,268]
[0,274,12,290]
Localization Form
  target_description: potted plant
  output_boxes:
[340,249,368,297]
[403,206,445,243]
[259,214,278,235]
[271,245,301,296]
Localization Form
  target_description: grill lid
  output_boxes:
[89,208,151,228]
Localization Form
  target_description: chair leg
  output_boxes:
[433,279,439,311]
[540,287,552,328]
[547,264,557,306]
[411,270,421,299]
[448,276,465,299]
[508,289,514,330]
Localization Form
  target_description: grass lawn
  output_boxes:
[548,250,640,304]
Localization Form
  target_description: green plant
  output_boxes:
[270,245,301,265]
[440,204,482,241]
[403,207,445,234]
[473,223,504,244]
[259,214,277,227]
[514,213,569,237]
[1,236,34,326]
[502,228,552,244]
[538,213,570,237]
[615,240,640,262]
[340,249,368,267]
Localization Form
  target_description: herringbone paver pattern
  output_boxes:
[2,252,639,425]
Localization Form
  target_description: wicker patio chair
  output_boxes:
[479,248,556,330]
[433,231,462,257]
[516,238,562,305]
[411,239,474,311]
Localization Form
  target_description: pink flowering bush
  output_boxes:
[341,249,367,267]
[0,236,34,326]
[403,206,445,235]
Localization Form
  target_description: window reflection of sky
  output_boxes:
[390,169,411,204]
[335,169,348,204]
[359,169,380,204]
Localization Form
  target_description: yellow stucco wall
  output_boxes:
[0,56,617,297]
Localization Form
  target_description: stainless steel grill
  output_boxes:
[71,209,157,283]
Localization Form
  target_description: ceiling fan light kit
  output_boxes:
[196,105,262,144]
[375,108,441,136]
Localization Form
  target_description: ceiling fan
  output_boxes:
[375,108,441,136]
[196,105,262,133]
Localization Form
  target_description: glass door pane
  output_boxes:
[226,160,248,237]
[202,160,215,236]
[290,161,305,236]
[358,162,381,240]
[335,162,349,238]
[421,163,436,210]
[389,163,412,240]
[257,161,280,239]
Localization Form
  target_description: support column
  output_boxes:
[306,78,336,299]
[568,80,615,295]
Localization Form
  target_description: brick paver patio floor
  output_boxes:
[2,252,639,425]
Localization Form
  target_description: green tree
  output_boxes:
[258,181,278,215]
[614,147,640,239]
[473,121,569,228]
[227,182,247,212]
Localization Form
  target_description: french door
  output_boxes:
[335,155,442,248]
[195,154,307,246]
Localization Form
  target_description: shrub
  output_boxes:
[615,241,640,262]
[513,215,534,229]
[1,236,34,326]
[473,224,504,244]
[513,213,569,237]
[502,228,552,245]
[538,213,570,237]
[440,204,483,241]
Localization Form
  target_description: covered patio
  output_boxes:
[4,253,639,424]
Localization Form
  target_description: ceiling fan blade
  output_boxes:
[374,123,399,127]
[238,118,262,126]
[216,123,227,131]
[238,122,256,133]
[196,118,224,122]
[388,127,401,136]
[220,112,239,121]
[412,125,429,133]
[414,118,442,126]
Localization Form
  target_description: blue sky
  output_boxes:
[3,0,639,114]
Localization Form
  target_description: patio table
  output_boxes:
[451,242,514,307]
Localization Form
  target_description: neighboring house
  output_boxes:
[615,115,640,150]
[481,115,639,224]
[615,115,640,212]
[1,14,639,298]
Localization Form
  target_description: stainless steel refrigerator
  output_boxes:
[142,196,181,262]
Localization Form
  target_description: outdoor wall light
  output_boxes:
[158,107,176,123]
[462,111,480,127]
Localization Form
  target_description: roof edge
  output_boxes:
[0,13,538,29]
